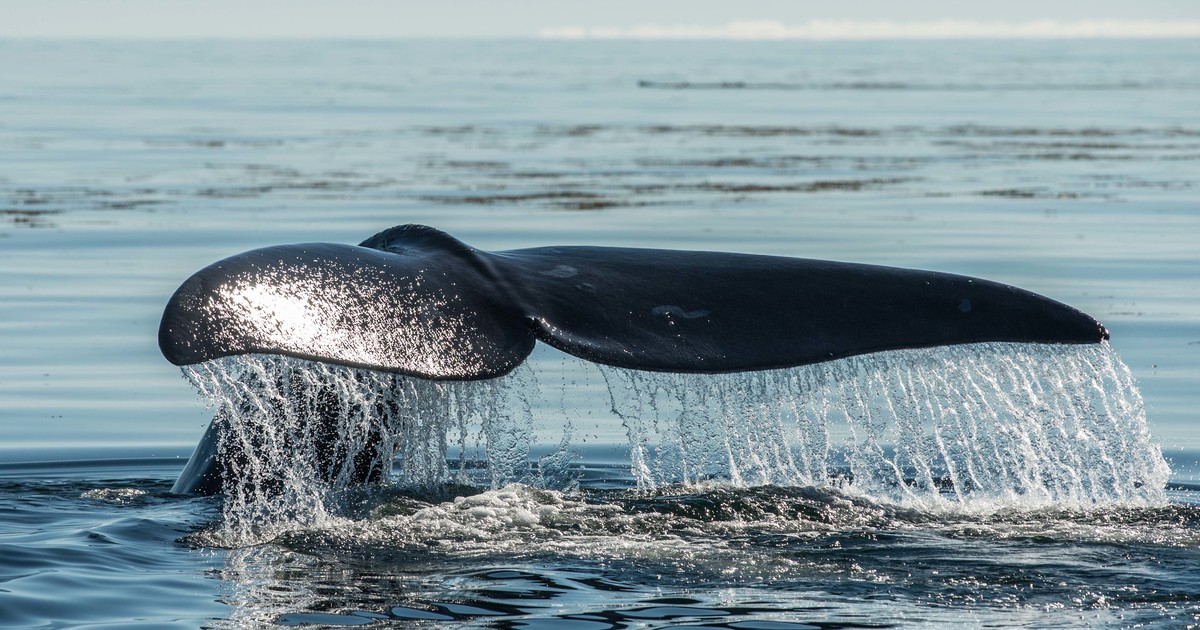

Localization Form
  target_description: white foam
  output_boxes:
[540,20,1200,41]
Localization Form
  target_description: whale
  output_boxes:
[160,224,1108,494]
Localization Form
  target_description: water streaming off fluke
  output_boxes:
[182,342,1169,545]
[601,342,1168,504]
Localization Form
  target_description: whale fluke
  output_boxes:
[161,224,1108,379]
[161,224,1108,495]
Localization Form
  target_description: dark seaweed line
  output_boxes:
[424,123,1200,139]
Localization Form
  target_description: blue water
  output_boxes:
[1,39,1199,628]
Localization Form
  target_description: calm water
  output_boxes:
[1,39,1198,628]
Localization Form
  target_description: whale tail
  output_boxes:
[160,225,1109,494]
[161,224,1107,379]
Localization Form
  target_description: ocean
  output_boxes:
[0,38,1198,628]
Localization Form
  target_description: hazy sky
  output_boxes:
[0,0,1197,38]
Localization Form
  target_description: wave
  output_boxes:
[540,19,1200,41]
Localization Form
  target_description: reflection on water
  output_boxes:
[4,470,1195,627]
[203,481,1200,629]
[9,123,1196,219]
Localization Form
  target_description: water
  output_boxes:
[181,343,1169,547]
[1,39,1199,628]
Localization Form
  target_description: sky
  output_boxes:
[0,0,1197,39]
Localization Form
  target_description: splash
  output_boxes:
[183,355,541,543]
[182,342,1169,543]
[602,342,1169,507]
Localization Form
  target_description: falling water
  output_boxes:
[601,342,1170,507]
[182,341,1169,543]
[183,355,543,543]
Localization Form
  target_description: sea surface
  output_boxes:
[1,39,1198,628]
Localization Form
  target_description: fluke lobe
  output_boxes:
[160,224,1108,493]
[160,224,1107,378]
